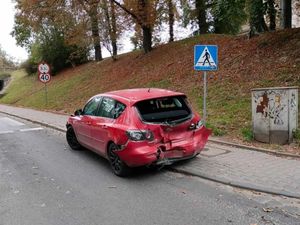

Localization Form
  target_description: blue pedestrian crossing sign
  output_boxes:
[194,45,218,71]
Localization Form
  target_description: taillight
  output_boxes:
[189,120,203,130]
[126,130,154,141]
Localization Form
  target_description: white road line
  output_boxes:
[0,131,14,134]
[19,127,44,132]
[0,117,25,126]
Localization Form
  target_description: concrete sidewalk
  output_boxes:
[0,104,299,199]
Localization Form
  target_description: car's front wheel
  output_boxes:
[66,126,82,150]
[108,143,131,177]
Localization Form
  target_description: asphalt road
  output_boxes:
[0,113,299,225]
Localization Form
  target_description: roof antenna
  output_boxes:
[148,88,151,92]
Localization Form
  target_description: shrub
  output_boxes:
[20,59,38,75]
[293,129,300,145]
[241,127,254,141]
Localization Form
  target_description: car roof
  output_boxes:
[96,88,186,105]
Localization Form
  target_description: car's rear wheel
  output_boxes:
[66,126,82,150]
[108,143,131,177]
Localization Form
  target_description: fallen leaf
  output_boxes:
[263,207,274,213]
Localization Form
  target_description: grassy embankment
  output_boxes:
[1,29,300,141]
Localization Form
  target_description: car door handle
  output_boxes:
[86,121,92,125]
[102,125,108,129]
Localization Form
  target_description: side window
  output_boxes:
[113,102,126,119]
[97,97,116,118]
[97,97,126,119]
[82,97,101,116]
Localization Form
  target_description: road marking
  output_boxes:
[0,127,44,135]
[0,130,14,134]
[0,117,25,126]
[20,127,44,132]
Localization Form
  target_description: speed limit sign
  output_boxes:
[38,73,51,83]
[38,63,50,74]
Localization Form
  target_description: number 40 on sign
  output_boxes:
[39,73,51,83]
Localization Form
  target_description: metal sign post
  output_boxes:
[203,71,207,125]
[45,83,48,106]
[194,45,218,125]
[38,62,51,107]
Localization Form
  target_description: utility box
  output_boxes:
[251,87,298,145]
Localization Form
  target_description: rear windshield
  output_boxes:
[135,96,192,123]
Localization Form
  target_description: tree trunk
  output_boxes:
[90,3,102,61]
[268,0,276,31]
[103,0,117,60]
[249,0,268,37]
[112,0,153,53]
[280,0,292,28]
[168,0,174,42]
[110,0,117,57]
[195,0,208,34]
[142,26,152,53]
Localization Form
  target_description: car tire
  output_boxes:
[66,126,82,151]
[108,142,131,177]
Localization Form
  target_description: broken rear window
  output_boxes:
[135,96,192,123]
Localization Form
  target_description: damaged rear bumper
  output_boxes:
[116,126,211,167]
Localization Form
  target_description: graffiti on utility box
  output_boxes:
[251,87,298,145]
[254,90,287,125]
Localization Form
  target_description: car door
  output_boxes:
[74,96,102,148]
[90,97,126,155]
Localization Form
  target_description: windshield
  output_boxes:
[135,96,192,124]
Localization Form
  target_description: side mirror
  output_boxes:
[74,109,83,116]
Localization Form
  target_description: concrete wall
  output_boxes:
[252,87,298,144]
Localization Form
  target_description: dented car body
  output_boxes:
[66,88,211,176]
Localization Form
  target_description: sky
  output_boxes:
[0,1,28,63]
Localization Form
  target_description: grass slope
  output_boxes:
[1,29,300,140]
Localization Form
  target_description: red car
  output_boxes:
[66,88,211,176]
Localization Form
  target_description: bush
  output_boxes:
[0,73,11,79]
[206,122,227,136]
[20,59,38,75]
[241,127,254,141]
[293,129,300,145]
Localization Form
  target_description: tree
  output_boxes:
[100,0,118,59]
[195,0,209,34]
[280,0,292,28]
[112,0,158,53]
[168,0,175,42]
[212,0,247,34]
[267,0,276,30]
[12,0,89,74]
[247,0,268,37]
[179,0,209,34]
[156,0,179,42]
[0,45,16,70]
[110,0,118,56]
[77,0,103,61]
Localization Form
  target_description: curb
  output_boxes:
[168,167,300,199]
[208,138,300,159]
